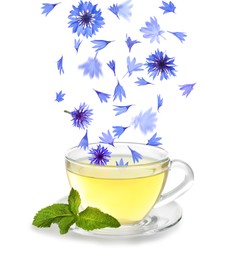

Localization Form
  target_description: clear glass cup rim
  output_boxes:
[65,142,170,170]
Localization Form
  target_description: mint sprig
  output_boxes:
[32,188,120,234]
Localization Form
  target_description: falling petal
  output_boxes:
[55,90,65,102]
[107,60,116,76]
[99,130,115,146]
[112,126,128,138]
[79,57,102,79]
[91,40,112,52]
[128,146,143,163]
[159,1,176,14]
[78,130,89,150]
[135,77,153,86]
[157,94,163,111]
[147,133,162,146]
[118,0,133,20]
[126,57,143,77]
[94,89,111,103]
[113,105,133,116]
[57,56,64,75]
[41,3,60,16]
[125,35,140,52]
[113,81,126,102]
[140,17,165,44]
[132,108,157,134]
[179,83,196,97]
[168,31,187,43]
[74,39,82,52]
[108,4,120,19]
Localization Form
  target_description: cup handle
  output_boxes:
[155,159,194,208]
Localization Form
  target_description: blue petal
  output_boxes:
[94,89,111,103]
[99,130,115,146]
[116,158,128,166]
[79,57,103,79]
[113,105,133,116]
[41,3,60,16]
[179,83,196,97]
[135,77,153,86]
[125,35,140,52]
[126,57,143,77]
[108,4,120,18]
[140,17,165,44]
[74,39,82,52]
[55,90,65,102]
[159,1,176,14]
[112,126,128,138]
[107,60,116,76]
[113,81,126,102]
[57,56,64,75]
[132,108,157,134]
[147,133,162,146]
[157,94,163,111]
[128,146,143,164]
[91,40,112,52]
[168,31,187,43]
[78,130,89,150]
[118,0,133,20]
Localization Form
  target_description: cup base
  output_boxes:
[57,197,182,238]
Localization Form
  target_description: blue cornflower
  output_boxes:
[116,158,128,166]
[78,130,89,150]
[146,49,176,80]
[113,81,126,102]
[140,17,165,44]
[147,133,162,146]
[157,94,163,111]
[55,90,65,102]
[93,89,111,103]
[128,146,143,164]
[64,103,93,130]
[112,126,128,138]
[91,40,112,52]
[68,1,105,38]
[125,35,140,52]
[135,77,153,86]
[109,0,132,20]
[168,31,187,43]
[113,105,133,116]
[41,3,60,16]
[88,144,111,165]
[179,83,196,97]
[79,57,102,78]
[132,108,157,135]
[125,57,143,77]
[57,56,64,75]
[74,39,82,52]
[99,130,115,146]
[107,60,116,76]
[159,1,176,14]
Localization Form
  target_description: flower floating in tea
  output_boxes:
[41,0,196,166]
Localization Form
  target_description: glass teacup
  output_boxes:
[65,142,194,226]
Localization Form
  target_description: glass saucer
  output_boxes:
[58,197,182,238]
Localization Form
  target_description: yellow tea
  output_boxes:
[66,156,168,224]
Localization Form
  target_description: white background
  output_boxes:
[1,0,227,259]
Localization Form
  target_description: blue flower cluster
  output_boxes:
[42,1,196,165]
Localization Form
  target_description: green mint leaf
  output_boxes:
[68,188,81,215]
[32,204,73,228]
[76,207,121,231]
[58,216,77,235]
